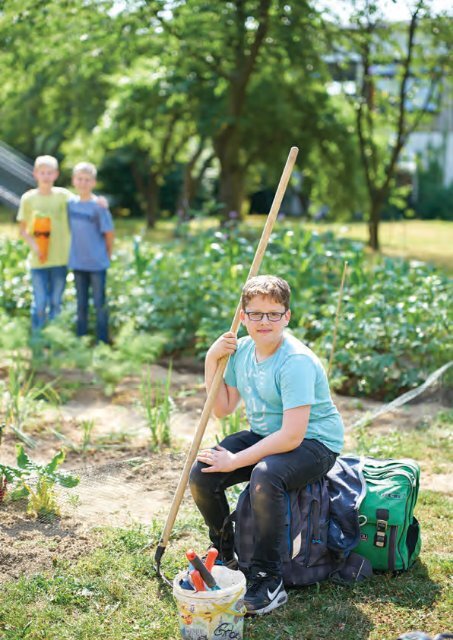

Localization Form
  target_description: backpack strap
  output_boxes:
[374,509,389,548]
[329,552,373,585]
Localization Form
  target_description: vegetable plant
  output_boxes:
[0,445,79,519]
[1,227,451,400]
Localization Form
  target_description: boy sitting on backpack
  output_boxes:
[190,275,344,615]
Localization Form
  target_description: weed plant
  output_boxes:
[80,420,95,453]
[217,408,248,442]
[29,314,168,395]
[0,354,59,447]
[140,363,174,450]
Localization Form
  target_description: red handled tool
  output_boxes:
[190,570,206,592]
[186,549,220,590]
[204,548,219,572]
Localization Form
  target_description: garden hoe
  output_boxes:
[154,146,299,584]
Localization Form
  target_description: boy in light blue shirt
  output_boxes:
[190,275,344,616]
[68,162,114,343]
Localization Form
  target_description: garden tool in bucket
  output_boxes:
[173,565,246,640]
[33,216,51,264]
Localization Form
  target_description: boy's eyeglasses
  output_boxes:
[34,231,51,238]
[244,311,286,322]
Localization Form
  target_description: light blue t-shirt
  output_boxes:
[68,198,114,271]
[224,333,344,453]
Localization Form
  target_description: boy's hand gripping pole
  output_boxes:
[154,147,299,578]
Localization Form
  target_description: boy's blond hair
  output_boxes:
[73,162,97,178]
[34,155,58,170]
[241,275,291,310]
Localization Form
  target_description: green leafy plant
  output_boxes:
[1,227,451,400]
[140,363,174,450]
[0,355,59,447]
[217,408,248,443]
[0,445,79,518]
[80,419,95,453]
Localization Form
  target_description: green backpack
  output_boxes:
[352,456,421,571]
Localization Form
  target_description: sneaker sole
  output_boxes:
[245,591,288,616]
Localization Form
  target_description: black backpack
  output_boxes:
[232,457,372,587]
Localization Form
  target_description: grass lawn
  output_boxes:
[1,411,451,640]
[308,220,453,273]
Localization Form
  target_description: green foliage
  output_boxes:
[0,445,79,518]
[0,0,367,222]
[28,314,168,395]
[217,408,249,443]
[0,241,30,318]
[0,228,450,399]
[140,364,174,450]
[328,3,452,247]
[352,408,453,463]
[415,152,453,221]
[0,352,59,447]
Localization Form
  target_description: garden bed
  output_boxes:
[1,357,451,587]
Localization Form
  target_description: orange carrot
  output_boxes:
[33,217,51,264]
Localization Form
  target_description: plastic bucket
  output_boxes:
[173,565,246,640]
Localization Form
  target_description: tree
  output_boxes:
[330,0,452,250]
[147,0,332,219]
[0,0,371,224]
[0,0,125,158]
[66,57,200,227]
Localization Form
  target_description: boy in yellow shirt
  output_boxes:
[17,155,71,333]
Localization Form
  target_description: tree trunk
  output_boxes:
[176,167,193,222]
[218,164,245,221]
[215,130,245,221]
[368,199,381,251]
[144,173,159,229]
[131,161,159,228]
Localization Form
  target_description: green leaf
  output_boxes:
[46,449,66,474]
[16,445,33,470]
[54,473,80,489]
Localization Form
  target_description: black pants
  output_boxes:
[189,430,337,576]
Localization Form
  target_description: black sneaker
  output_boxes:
[244,571,288,615]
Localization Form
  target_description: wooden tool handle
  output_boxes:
[154,147,299,569]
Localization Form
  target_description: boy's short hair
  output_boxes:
[241,275,291,310]
[73,162,97,178]
[34,155,58,170]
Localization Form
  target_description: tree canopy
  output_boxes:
[0,0,450,241]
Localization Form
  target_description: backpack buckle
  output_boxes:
[374,509,389,548]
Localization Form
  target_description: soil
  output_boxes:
[0,360,451,583]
